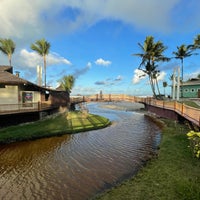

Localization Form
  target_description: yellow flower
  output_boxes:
[187,131,195,137]
[196,132,200,137]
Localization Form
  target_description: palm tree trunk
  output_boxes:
[8,55,11,66]
[155,77,161,96]
[181,58,183,98]
[149,75,156,97]
[44,55,46,87]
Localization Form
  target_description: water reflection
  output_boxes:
[0,102,160,200]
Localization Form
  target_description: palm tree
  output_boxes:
[193,34,200,49]
[172,44,194,82]
[0,38,16,66]
[133,36,170,98]
[59,75,75,93]
[31,38,50,87]
[163,81,167,96]
[152,70,161,96]
[172,44,195,98]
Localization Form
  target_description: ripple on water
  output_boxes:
[0,102,160,200]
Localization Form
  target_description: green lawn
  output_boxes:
[0,111,110,144]
[181,100,200,109]
[92,119,200,200]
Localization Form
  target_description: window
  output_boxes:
[191,88,195,92]
[22,92,33,107]
[45,90,49,101]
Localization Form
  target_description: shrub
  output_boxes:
[187,131,200,158]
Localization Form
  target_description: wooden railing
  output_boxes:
[87,94,200,126]
[1,94,200,126]
[0,102,59,115]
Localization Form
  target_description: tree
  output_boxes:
[133,36,170,98]
[163,81,167,96]
[172,44,195,98]
[59,75,75,93]
[31,38,50,87]
[0,38,16,66]
[153,70,161,96]
[172,44,195,82]
[193,34,200,49]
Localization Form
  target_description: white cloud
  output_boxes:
[48,52,72,65]
[18,49,41,67]
[185,70,200,80]
[132,69,146,84]
[132,69,167,84]
[0,0,193,43]
[95,58,111,66]
[72,62,91,78]
[71,85,99,96]
[18,49,71,68]
[87,62,92,68]
[157,71,166,81]
[115,75,123,81]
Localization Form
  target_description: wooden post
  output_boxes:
[109,94,111,101]
[199,116,200,127]
[38,101,41,111]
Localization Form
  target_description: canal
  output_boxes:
[0,102,160,200]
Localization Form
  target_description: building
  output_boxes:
[172,78,200,99]
[0,65,70,127]
[181,78,200,98]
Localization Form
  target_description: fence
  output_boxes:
[1,94,200,126]
[0,101,56,115]
[87,94,200,126]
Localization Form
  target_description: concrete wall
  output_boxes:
[146,104,178,121]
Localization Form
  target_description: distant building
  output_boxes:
[181,78,200,98]
[172,78,200,98]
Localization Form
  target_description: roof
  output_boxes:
[0,65,43,90]
[182,79,200,86]
[0,65,13,73]
[0,70,28,85]
[0,65,66,93]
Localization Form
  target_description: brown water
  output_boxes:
[0,102,160,200]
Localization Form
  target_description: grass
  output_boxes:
[0,111,111,144]
[181,101,200,109]
[92,119,200,200]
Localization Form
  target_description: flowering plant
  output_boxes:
[187,131,200,159]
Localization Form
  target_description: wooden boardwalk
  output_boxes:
[85,94,200,127]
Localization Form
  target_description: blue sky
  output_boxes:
[0,0,200,96]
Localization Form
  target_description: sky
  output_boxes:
[0,0,200,96]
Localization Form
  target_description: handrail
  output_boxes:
[1,94,200,126]
[86,94,200,126]
[0,102,60,115]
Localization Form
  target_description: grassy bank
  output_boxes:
[0,111,110,144]
[93,119,200,200]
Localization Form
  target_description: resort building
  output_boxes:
[172,78,200,99]
[0,65,70,127]
[181,78,200,98]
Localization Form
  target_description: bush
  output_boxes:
[187,131,200,158]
